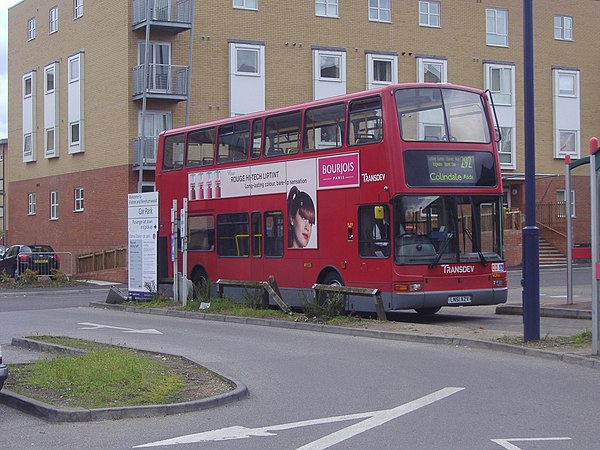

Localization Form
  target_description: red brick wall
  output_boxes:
[504,229,522,267]
[7,165,134,272]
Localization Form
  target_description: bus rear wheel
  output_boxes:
[414,306,442,316]
[317,272,346,316]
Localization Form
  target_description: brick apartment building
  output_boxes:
[6,0,598,272]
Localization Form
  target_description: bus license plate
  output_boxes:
[448,295,471,304]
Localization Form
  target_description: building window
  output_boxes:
[486,8,508,47]
[554,15,572,41]
[74,0,83,19]
[23,75,32,98]
[49,6,58,34]
[373,59,392,82]
[23,134,33,158]
[319,53,341,80]
[556,189,575,218]
[558,130,577,157]
[558,72,576,97]
[45,66,55,93]
[70,122,80,146]
[417,58,447,83]
[235,47,259,75]
[419,1,440,27]
[233,0,257,10]
[74,187,84,212]
[45,128,55,155]
[316,0,338,18]
[499,127,514,166]
[50,191,59,220]
[69,56,80,82]
[369,0,390,22]
[27,17,36,40]
[487,65,513,105]
[28,193,36,215]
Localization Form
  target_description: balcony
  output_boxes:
[133,136,158,168]
[132,64,189,101]
[132,0,192,32]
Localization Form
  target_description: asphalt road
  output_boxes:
[0,280,599,449]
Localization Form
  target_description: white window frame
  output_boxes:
[233,0,258,10]
[369,0,390,23]
[23,75,32,98]
[234,46,260,76]
[318,52,342,81]
[69,55,80,83]
[366,53,398,89]
[74,187,84,212]
[558,72,576,97]
[70,121,80,146]
[499,126,515,168]
[28,193,36,216]
[417,57,447,83]
[74,0,83,19]
[45,65,55,94]
[49,6,58,34]
[486,64,513,106]
[554,15,572,41]
[486,8,508,47]
[419,1,440,28]
[27,17,36,41]
[316,0,338,18]
[557,130,578,158]
[45,128,55,156]
[556,189,576,218]
[50,190,59,220]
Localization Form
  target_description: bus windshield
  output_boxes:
[393,195,503,266]
[395,87,491,143]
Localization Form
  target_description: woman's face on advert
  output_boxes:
[292,211,312,247]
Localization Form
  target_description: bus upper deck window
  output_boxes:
[218,121,250,164]
[162,134,184,170]
[264,111,302,157]
[348,96,383,146]
[187,128,215,168]
[303,103,346,152]
[251,119,263,159]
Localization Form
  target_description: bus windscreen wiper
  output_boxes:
[429,232,453,269]
[463,227,488,267]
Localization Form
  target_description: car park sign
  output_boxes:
[128,192,159,299]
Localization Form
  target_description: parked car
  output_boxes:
[0,244,60,278]
[0,345,7,391]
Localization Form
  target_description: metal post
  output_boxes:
[185,0,195,127]
[181,198,188,307]
[589,137,600,355]
[138,0,152,193]
[522,0,540,342]
[565,155,573,305]
[171,199,179,302]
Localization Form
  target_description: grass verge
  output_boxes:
[4,336,234,409]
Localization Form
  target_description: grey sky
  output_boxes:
[0,0,22,140]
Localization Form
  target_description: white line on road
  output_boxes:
[491,437,572,450]
[134,387,464,448]
[77,322,162,334]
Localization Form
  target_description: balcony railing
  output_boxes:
[132,0,192,30]
[132,64,189,100]
[133,136,158,167]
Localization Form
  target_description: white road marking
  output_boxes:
[77,322,162,334]
[134,387,464,448]
[491,437,572,450]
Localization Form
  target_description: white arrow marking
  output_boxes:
[134,387,464,448]
[491,437,572,450]
[77,322,162,334]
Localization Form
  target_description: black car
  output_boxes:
[0,345,7,391]
[0,244,60,278]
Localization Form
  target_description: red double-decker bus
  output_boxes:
[156,83,507,314]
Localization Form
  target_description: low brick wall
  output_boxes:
[504,229,522,267]
[76,268,127,284]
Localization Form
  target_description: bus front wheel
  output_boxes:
[414,306,442,315]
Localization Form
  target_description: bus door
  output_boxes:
[354,204,393,288]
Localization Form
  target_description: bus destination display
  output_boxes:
[427,154,475,184]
